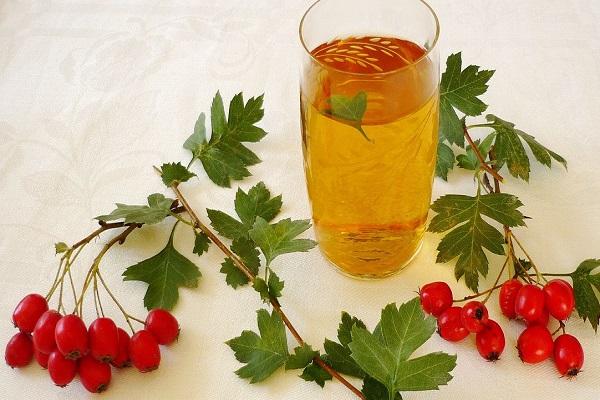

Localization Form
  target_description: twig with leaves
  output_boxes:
[430,52,600,332]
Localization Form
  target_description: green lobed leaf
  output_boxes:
[486,114,567,182]
[235,182,282,227]
[327,91,370,141]
[207,182,283,241]
[183,112,207,157]
[96,193,175,225]
[439,53,495,147]
[300,362,332,388]
[226,309,289,383]
[192,231,211,256]
[194,92,267,187]
[249,217,317,265]
[348,299,455,397]
[285,344,318,370]
[429,192,526,291]
[160,162,196,186]
[570,259,600,331]
[122,227,201,310]
[435,142,455,181]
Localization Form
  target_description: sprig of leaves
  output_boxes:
[184,92,267,187]
[228,298,456,399]
[434,54,600,334]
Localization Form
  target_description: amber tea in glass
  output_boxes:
[300,0,440,278]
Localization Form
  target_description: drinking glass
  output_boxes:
[299,0,440,278]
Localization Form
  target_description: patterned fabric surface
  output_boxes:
[0,1,599,399]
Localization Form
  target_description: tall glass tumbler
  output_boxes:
[299,0,440,279]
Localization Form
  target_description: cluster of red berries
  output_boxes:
[419,278,584,377]
[420,282,505,361]
[5,293,179,393]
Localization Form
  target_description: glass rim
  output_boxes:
[298,0,440,77]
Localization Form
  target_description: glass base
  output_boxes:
[322,238,424,280]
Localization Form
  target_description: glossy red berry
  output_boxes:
[79,354,111,393]
[514,284,545,323]
[47,351,77,387]
[419,282,453,317]
[34,349,49,368]
[460,301,489,333]
[5,332,34,368]
[145,309,179,345]
[32,310,61,354]
[526,306,549,327]
[437,306,469,342]
[55,314,88,360]
[517,325,553,364]
[89,318,119,362]
[543,279,575,321]
[12,294,49,334]
[499,279,523,319]
[475,320,505,361]
[129,330,161,372]
[553,334,584,377]
[111,328,131,368]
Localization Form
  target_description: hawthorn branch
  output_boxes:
[170,183,366,400]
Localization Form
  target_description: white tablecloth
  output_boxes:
[1,1,599,399]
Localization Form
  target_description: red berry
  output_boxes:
[526,306,549,327]
[475,320,505,361]
[55,314,88,360]
[12,294,49,334]
[33,310,61,354]
[419,282,453,317]
[34,349,49,368]
[553,334,584,377]
[129,330,161,372]
[499,279,523,319]
[543,279,575,321]
[514,284,545,323]
[517,325,554,364]
[5,332,34,368]
[47,351,77,387]
[437,306,469,342]
[79,354,111,393]
[145,309,179,345]
[111,328,131,368]
[460,301,489,333]
[89,318,119,362]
